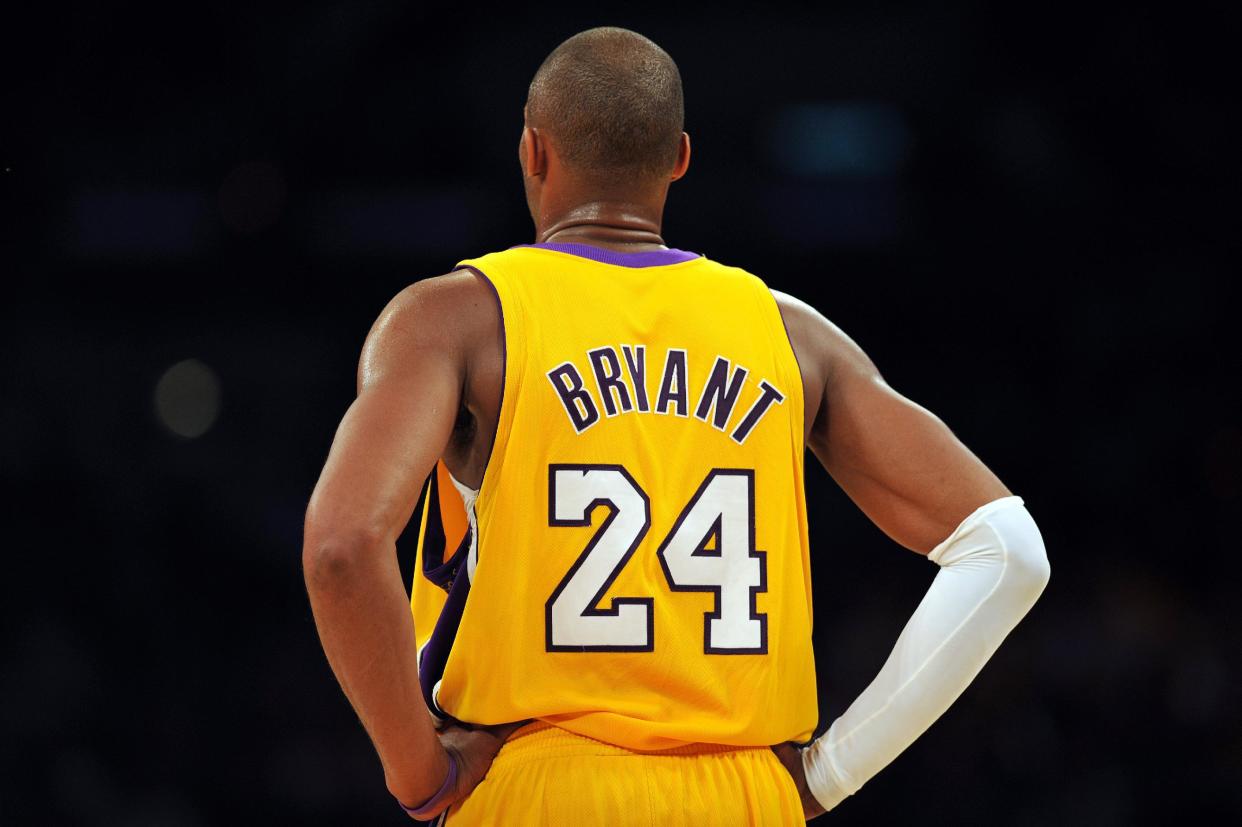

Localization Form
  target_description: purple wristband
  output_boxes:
[397,752,459,819]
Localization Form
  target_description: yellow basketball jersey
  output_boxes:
[413,242,816,751]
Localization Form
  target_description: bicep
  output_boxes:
[807,319,1009,554]
[307,287,463,546]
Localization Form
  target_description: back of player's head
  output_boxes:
[527,27,684,186]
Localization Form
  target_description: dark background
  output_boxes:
[3,2,1239,824]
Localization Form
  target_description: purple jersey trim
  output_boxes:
[418,568,470,719]
[456,265,506,488]
[416,263,504,724]
[517,241,701,268]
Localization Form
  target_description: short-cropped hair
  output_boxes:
[527,28,684,184]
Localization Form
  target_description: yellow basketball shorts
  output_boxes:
[443,723,803,826]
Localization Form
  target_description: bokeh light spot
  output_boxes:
[767,102,911,178]
[154,359,222,439]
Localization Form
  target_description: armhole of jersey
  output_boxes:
[411,471,448,652]
[455,262,518,523]
[751,275,806,453]
[411,471,435,637]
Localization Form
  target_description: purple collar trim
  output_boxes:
[518,242,701,268]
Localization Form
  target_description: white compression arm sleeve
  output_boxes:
[802,496,1050,811]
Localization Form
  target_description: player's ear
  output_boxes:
[520,125,548,178]
[669,132,691,182]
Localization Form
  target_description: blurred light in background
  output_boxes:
[67,191,211,259]
[154,359,222,439]
[760,102,910,247]
[60,180,485,262]
[218,161,287,234]
[308,188,487,257]
[766,102,911,178]
[761,179,903,248]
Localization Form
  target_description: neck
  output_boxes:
[536,198,668,251]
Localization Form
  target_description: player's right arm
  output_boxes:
[303,273,515,818]
[773,291,1050,818]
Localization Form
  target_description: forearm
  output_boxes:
[803,496,1050,810]
[304,533,449,805]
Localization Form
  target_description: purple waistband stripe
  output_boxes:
[517,242,701,268]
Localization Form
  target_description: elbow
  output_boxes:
[1008,524,1050,604]
[1016,544,1051,601]
[978,500,1050,606]
[302,517,389,590]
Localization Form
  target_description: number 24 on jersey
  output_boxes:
[546,465,768,655]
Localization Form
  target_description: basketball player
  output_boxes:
[303,27,1050,824]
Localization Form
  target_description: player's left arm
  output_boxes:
[772,290,1051,818]
[303,274,511,818]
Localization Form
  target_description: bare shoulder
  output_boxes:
[770,289,885,436]
[372,270,498,338]
[770,289,877,378]
[359,270,500,389]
